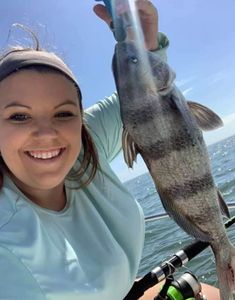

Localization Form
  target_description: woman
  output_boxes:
[0,1,219,299]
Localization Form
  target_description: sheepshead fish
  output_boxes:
[112,41,235,299]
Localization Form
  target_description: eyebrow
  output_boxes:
[54,100,78,109]
[4,102,31,109]
[4,99,78,110]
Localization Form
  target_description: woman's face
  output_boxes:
[0,69,82,192]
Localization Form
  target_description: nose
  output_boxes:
[32,118,58,138]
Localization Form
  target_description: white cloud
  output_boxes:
[175,77,195,87]
[210,71,226,85]
[201,70,226,86]
[182,87,193,96]
[222,113,235,125]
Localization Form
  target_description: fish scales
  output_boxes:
[112,40,235,299]
[141,142,220,241]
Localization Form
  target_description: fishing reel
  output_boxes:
[155,272,206,300]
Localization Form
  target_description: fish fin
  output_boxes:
[187,101,223,131]
[217,189,230,218]
[122,128,139,168]
[211,241,235,300]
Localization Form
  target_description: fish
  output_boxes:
[112,40,235,300]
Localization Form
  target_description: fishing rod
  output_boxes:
[145,202,235,222]
[124,215,235,299]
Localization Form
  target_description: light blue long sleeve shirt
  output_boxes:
[0,33,169,300]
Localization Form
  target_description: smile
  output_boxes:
[26,147,66,160]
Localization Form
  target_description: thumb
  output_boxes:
[93,4,112,26]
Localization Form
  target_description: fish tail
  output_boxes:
[212,241,235,300]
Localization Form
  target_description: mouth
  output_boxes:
[25,147,66,161]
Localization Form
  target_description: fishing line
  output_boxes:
[6,23,40,51]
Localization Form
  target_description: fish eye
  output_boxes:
[130,56,138,64]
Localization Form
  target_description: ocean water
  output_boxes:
[124,134,235,287]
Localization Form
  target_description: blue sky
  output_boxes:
[1,0,235,181]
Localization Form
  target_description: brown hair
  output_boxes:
[0,50,99,190]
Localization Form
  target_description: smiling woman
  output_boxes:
[0,1,222,299]
[0,51,99,192]
[0,35,147,299]
[0,70,80,208]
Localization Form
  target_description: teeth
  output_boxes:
[28,149,61,159]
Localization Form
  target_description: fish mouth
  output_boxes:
[25,147,66,160]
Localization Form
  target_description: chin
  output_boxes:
[12,173,65,192]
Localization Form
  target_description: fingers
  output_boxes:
[93,0,157,21]
[93,4,112,26]
[115,0,158,16]
[135,0,158,20]
[93,0,158,50]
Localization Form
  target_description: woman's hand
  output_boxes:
[93,0,158,51]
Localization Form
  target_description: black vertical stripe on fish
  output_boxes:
[123,96,182,125]
[159,173,215,200]
[140,129,204,160]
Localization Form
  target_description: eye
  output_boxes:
[55,111,75,118]
[8,113,31,122]
[130,56,138,63]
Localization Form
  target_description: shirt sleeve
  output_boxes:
[0,246,45,300]
[154,32,169,62]
[84,33,169,163]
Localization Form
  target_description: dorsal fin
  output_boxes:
[187,101,223,131]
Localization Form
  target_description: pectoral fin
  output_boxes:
[122,128,139,168]
[187,101,223,131]
[217,190,230,218]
